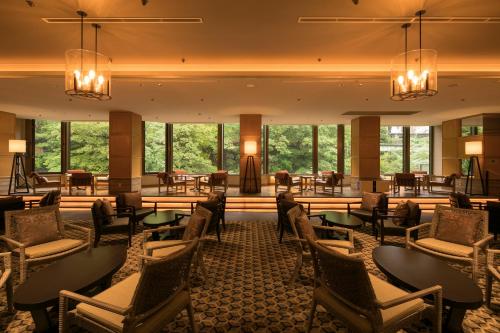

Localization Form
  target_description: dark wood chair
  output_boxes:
[374,201,421,245]
[276,192,311,243]
[200,170,228,192]
[115,192,157,232]
[29,172,62,194]
[91,199,133,247]
[424,173,458,193]
[208,191,226,230]
[348,192,388,235]
[157,172,187,194]
[314,171,344,196]
[191,197,222,242]
[486,201,500,240]
[275,170,302,193]
[0,196,25,231]
[69,172,94,195]
[449,192,484,210]
[394,173,417,195]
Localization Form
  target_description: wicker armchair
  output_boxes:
[486,248,500,308]
[424,173,458,193]
[69,172,94,195]
[286,205,354,284]
[374,200,421,245]
[406,205,492,281]
[348,192,388,235]
[394,173,418,195]
[200,170,228,192]
[157,172,187,194]
[29,172,62,194]
[276,192,311,243]
[116,192,158,233]
[306,236,442,333]
[91,199,133,247]
[59,238,200,333]
[449,192,484,210]
[0,252,13,313]
[314,171,344,196]
[274,170,302,193]
[1,206,91,282]
[190,196,222,242]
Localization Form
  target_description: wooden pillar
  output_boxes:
[351,116,380,181]
[442,119,461,175]
[482,114,500,195]
[109,111,142,194]
[0,112,17,192]
[337,125,345,174]
[240,114,262,193]
[312,125,318,174]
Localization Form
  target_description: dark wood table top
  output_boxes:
[318,210,363,228]
[143,210,185,227]
[372,246,483,309]
[14,245,127,311]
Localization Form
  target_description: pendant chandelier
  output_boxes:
[390,10,437,101]
[65,10,111,100]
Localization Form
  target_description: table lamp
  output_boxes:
[8,139,29,194]
[464,141,485,195]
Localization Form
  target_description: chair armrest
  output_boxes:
[59,290,131,316]
[65,224,92,246]
[296,201,311,214]
[347,202,362,213]
[143,225,186,239]
[28,199,41,209]
[307,213,325,220]
[473,234,494,249]
[0,235,25,249]
[406,223,431,244]
[142,200,158,212]
[143,239,193,257]
[376,285,442,310]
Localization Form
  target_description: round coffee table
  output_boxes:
[318,210,363,229]
[372,246,483,333]
[14,245,127,333]
[143,210,185,240]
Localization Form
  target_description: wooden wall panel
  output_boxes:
[351,116,380,180]
[239,114,262,193]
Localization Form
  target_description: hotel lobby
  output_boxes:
[0,1,499,332]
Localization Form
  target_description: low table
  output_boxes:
[373,246,483,333]
[14,245,127,333]
[143,210,185,240]
[318,210,363,229]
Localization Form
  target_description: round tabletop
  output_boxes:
[14,245,127,310]
[143,210,185,228]
[318,211,363,228]
[372,246,483,309]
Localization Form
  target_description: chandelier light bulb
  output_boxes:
[98,75,104,85]
[88,69,96,79]
[397,75,404,84]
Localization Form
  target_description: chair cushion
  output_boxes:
[151,244,186,258]
[415,238,474,257]
[23,239,84,258]
[15,211,60,247]
[101,199,114,224]
[360,192,382,211]
[316,239,353,250]
[435,209,481,246]
[144,239,184,251]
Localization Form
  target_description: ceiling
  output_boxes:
[0,0,499,125]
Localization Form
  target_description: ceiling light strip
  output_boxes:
[42,17,203,24]
[298,16,500,24]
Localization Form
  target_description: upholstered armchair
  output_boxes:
[69,172,94,195]
[394,173,418,195]
[286,204,354,284]
[115,192,157,232]
[425,173,458,193]
[348,192,388,234]
[28,189,61,209]
[314,171,344,196]
[274,170,302,193]
[91,199,133,247]
[1,206,91,282]
[200,170,228,192]
[143,205,212,279]
[486,248,500,308]
[157,172,187,194]
[29,172,62,194]
[449,192,484,210]
[375,200,421,245]
[406,205,492,281]
[59,238,199,333]
[190,196,222,242]
[486,201,500,240]
[276,192,311,243]
[306,236,442,333]
[0,252,13,313]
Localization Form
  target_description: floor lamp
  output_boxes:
[243,141,258,193]
[464,141,485,196]
[8,139,29,195]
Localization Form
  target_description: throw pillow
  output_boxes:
[39,192,51,207]
[101,199,115,224]
[183,214,206,241]
[406,200,420,227]
[122,192,142,210]
[360,192,382,211]
[295,214,318,241]
[435,209,481,246]
[15,211,60,247]
[393,201,410,226]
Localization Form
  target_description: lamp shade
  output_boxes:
[244,141,257,155]
[9,140,26,153]
[465,141,482,155]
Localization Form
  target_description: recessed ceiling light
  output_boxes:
[200,98,204,102]
[246,83,255,88]
[157,83,162,87]
[448,83,459,88]
[198,112,202,116]
[297,98,302,102]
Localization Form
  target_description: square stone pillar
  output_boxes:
[442,119,462,175]
[239,114,262,193]
[351,116,380,189]
[109,111,142,194]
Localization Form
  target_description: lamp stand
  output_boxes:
[464,156,485,196]
[243,155,258,193]
[8,153,29,195]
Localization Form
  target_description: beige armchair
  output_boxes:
[486,248,500,308]
[286,204,355,284]
[0,252,13,313]
[59,238,199,333]
[406,205,492,282]
[1,206,91,282]
[306,236,442,333]
[142,205,212,280]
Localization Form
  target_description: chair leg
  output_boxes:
[279,223,285,243]
[486,273,493,308]
[186,299,198,333]
[94,233,101,248]
[6,275,13,313]
[197,251,208,281]
[289,252,303,284]
[306,298,317,333]
[216,223,221,242]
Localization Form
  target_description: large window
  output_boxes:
[268,125,313,174]
[380,126,403,174]
[173,124,218,173]
[34,120,61,172]
[409,126,430,172]
[144,122,166,173]
[344,125,351,175]
[318,125,338,172]
[70,122,109,173]
[223,124,239,174]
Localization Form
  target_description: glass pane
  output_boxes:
[223,124,239,174]
[318,125,337,172]
[173,124,218,173]
[344,125,351,175]
[409,126,430,173]
[268,125,312,174]
[144,122,166,173]
[70,121,109,173]
[34,120,61,172]
[380,126,403,174]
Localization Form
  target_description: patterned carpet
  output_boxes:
[0,211,498,332]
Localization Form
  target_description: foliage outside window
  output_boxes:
[223,124,239,174]
[268,125,312,174]
[172,124,218,173]
[380,126,403,174]
[34,120,61,172]
[344,125,351,175]
[318,125,338,172]
[144,122,166,173]
[409,126,430,173]
[70,122,109,173]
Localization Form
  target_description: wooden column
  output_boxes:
[442,119,461,175]
[0,112,17,192]
[337,125,345,174]
[109,111,142,194]
[240,114,262,193]
[482,114,500,195]
[351,116,380,181]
